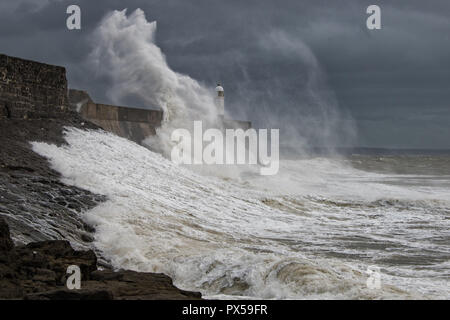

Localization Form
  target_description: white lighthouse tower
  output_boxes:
[215,83,224,117]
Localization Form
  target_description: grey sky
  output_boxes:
[1,0,449,149]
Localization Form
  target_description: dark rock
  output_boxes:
[0,117,104,247]
[87,270,202,300]
[0,102,9,119]
[0,220,202,300]
[20,240,98,281]
[25,288,113,300]
[32,268,57,283]
[80,233,94,243]
[0,217,14,251]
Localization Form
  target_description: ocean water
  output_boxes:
[31,127,450,299]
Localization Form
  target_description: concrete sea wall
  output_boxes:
[79,101,163,143]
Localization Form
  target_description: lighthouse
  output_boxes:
[215,83,224,116]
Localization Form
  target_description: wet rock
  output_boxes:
[0,220,202,300]
[0,218,14,251]
[80,233,94,243]
[25,288,114,300]
[20,240,98,281]
[87,270,203,300]
[31,268,57,283]
[0,102,9,119]
[0,117,105,246]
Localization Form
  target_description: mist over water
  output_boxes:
[88,9,220,156]
[27,9,450,299]
[242,29,356,151]
[88,9,355,158]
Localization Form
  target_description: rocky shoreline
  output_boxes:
[0,217,201,300]
[0,115,104,247]
[0,113,201,300]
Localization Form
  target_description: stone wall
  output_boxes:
[79,101,163,143]
[0,54,68,119]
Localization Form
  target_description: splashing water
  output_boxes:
[87,9,354,163]
[32,128,450,299]
[89,9,220,156]
[29,9,449,299]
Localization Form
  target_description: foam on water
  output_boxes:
[27,8,449,300]
[31,128,450,299]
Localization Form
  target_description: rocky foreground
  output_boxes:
[0,114,201,300]
[0,217,201,300]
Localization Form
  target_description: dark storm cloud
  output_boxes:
[1,0,449,148]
